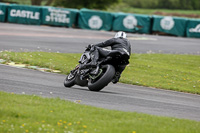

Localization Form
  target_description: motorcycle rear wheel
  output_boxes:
[88,65,115,91]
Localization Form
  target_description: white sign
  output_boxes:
[123,15,137,29]
[45,8,70,23]
[160,16,175,30]
[88,15,103,29]
[189,24,200,33]
[10,9,40,20]
[0,10,4,15]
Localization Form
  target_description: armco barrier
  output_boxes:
[41,6,79,27]
[152,15,188,37]
[7,4,42,25]
[186,19,200,38]
[112,13,152,34]
[0,3,8,22]
[78,8,114,31]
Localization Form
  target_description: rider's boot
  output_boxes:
[112,72,121,84]
[112,65,126,84]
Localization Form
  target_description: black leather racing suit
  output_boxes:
[95,37,131,57]
[91,37,131,82]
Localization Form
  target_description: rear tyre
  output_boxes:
[64,73,76,87]
[88,65,115,91]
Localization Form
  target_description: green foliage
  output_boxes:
[2,0,200,10]
[1,0,54,6]
[1,91,200,133]
[107,3,200,17]
[123,0,200,10]
[53,0,120,9]
[125,0,159,9]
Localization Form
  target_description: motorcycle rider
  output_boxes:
[87,31,131,84]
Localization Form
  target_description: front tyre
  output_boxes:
[64,73,76,87]
[88,65,115,91]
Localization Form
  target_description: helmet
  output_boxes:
[114,31,126,38]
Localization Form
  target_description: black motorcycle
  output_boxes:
[64,46,129,91]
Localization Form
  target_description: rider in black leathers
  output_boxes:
[88,31,131,84]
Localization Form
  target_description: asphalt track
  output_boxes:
[0,23,200,121]
[0,23,200,54]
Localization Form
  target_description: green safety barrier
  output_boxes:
[186,19,200,38]
[1,2,200,39]
[152,15,188,37]
[78,8,114,31]
[41,6,79,27]
[112,13,152,34]
[0,3,8,22]
[7,4,42,25]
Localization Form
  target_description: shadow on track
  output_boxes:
[70,86,122,95]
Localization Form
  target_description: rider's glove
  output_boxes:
[85,44,92,51]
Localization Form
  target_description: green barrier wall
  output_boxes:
[186,19,200,38]
[69,8,79,27]
[7,4,41,25]
[152,15,188,37]
[0,3,7,22]
[1,3,200,39]
[78,8,113,31]
[41,6,79,27]
[112,13,152,34]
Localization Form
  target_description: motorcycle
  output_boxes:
[64,45,129,91]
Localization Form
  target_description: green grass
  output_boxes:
[1,91,200,133]
[0,51,199,94]
[0,51,80,74]
[125,54,200,94]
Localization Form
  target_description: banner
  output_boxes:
[78,8,114,31]
[7,4,41,25]
[0,3,8,22]
[186,19,200,38]
[152,15,188,37]
[41,6,79,27]
[112,13,152,34]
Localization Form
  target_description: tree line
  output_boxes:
[1,0,200,10]
[125,0,200,10]
[53,0,200,10]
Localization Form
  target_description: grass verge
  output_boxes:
[1,91,200,133]
[0,51,199,94]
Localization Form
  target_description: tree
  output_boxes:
[54,0,120,10]
[125,0,159,8]
[31,0,54,6]
[191,0,200,10]
[123,0,200,10]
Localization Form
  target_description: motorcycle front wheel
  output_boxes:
[64,72,76,87]
[88,65,115,91]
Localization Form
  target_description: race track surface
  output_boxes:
[0,64,200,121]
[0,23,199,54]
[0,23,200,121]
